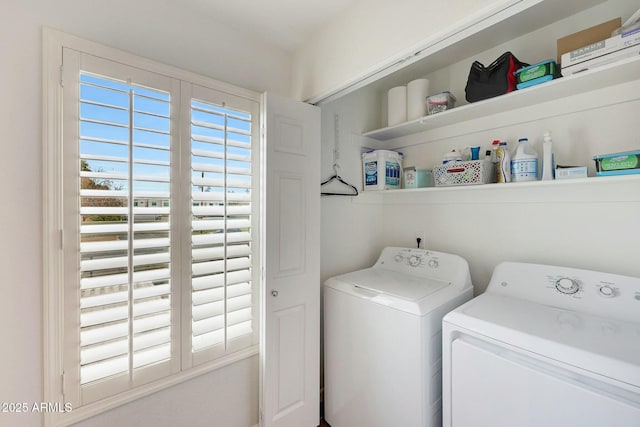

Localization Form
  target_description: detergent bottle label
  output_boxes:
[365,160,378,185]
[511,159,538,180]
[385,161,400,187]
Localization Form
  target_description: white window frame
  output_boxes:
[43,28,262,426]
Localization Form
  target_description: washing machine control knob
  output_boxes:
[555,277,580,295]
[394,254,404,263]
[409,255,422,267]
[598,285,615,298]
[428,258,439,268]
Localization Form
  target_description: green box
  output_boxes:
[515,60,559,89]
[593,150,640,176]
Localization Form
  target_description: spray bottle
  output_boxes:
[490,140,500,163]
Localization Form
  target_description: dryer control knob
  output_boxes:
[394,254,404,263]
[555,277,580,295]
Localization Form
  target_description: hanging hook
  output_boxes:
[333,114,340,176]
[320,112,359,196]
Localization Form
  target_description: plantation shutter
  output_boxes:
[183,83,260,367]
[62,50,260,408]
[63,51,181,405]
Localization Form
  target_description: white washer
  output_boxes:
[324,247,473,427]
[443,262,640,427]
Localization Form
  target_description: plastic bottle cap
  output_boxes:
[442,150,462,164]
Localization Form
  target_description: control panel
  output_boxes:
[374,247,470,287]
[488,262,640,323]
[546,275,626,300]
[392,250,436,269]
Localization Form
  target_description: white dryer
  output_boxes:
[324,247,473,427]
[443,262,640,427]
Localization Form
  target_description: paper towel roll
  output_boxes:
[407,78,430,120]
[387,86,407,126]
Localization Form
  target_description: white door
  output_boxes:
[260,93,321,427]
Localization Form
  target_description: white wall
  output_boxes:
[321,92,640,293]
[379,93,640,293]
[0,1,290,426]
[319,89,386,283]
[74,358,258,427]
[292,0,508,101]
[318,0,640,293]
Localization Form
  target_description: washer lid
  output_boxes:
[444,293,640,388]
[324,267,459,316]
[330,268,450,301]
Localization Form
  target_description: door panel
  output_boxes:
[275,305,306,412]
[451,336,640,427]
[261,93,320,427]
[277,175,305,275]
[274,115,306,155]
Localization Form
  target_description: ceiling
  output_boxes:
[186,0,358,52]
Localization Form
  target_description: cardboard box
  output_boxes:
[555,166,587,180]
[561,44,640,75]
[557,18,621,64]
[561,30,640,67]
[561,35,623,66]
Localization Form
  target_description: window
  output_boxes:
[188,97,255,363]
[45,34,260,424]
[72,69,177,402]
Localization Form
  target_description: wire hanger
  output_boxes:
[321,164,359,196]
[321,113,359,196]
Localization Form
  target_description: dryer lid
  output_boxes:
[444,293,640,389]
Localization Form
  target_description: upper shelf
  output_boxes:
[314,0,606,104]
[363,55,640,141]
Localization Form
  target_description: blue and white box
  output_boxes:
[362,150,403,191]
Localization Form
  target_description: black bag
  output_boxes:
[465,52,529,103]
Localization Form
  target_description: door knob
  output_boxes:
[271,290,278,297]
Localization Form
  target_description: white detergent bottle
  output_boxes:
[511,137,538,182]
[541,131,555,180]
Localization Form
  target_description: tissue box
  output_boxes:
[403,167,433,188]
[555,166,588,180]
[426,91,456,115]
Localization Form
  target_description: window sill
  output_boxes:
[50,346,258,427]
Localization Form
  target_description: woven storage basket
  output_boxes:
[434,160,495,186]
